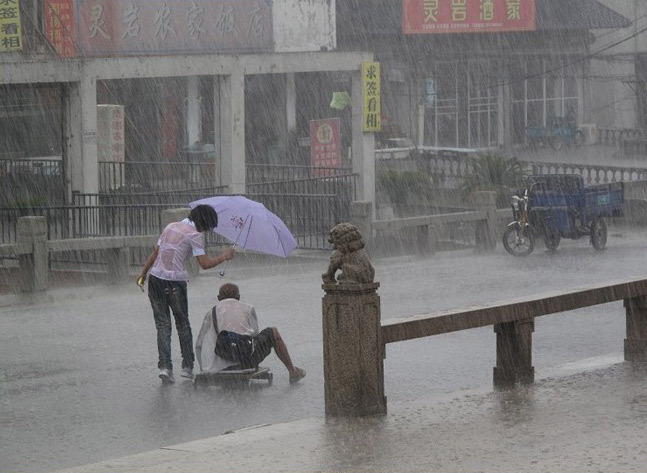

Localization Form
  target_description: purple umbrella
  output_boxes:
[189,195,298,259]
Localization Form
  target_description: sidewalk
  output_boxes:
[56,362,647,473]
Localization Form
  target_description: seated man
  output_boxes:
[195,283,306,384]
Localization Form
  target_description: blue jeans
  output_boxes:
[148,275,194,371]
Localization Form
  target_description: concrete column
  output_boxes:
[624,296,647,361]
[322,282,386,416]
[186,76,202,146]
[578,65,586,124]
[493,318,535,387]
[17,216,48,293]
[286,73,297,132]
[212,77,222,187]
[350,201,373,255]
[219,73,246,194]
[499,80,512,150]
[474,191,498,251]
[66,77,99,194]
[351,70,376,208]
[106,247,131,285]
[417,104,425,147]
[161,208,198,277]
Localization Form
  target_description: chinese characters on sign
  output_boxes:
[77,0,273,56]
[45,0,75,57]
[97,105,125,163]
[0,0,22,52]
[310,118,341,177]
[98,105,125,190]
[403,0,536,34]
[363,62,381,132]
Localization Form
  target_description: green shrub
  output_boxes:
[377,169,434,204]
[460,153,527,207]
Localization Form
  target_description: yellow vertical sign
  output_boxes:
[0,0,23,52]
[363,62,381,132]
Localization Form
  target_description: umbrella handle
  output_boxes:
[218,244,237,277]
[219,260,228,277]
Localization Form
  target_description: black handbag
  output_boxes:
[212,307,255,363]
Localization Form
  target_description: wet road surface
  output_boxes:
[55,362,647,473]
[1,228,645,473]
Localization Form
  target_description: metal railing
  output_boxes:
[98,160,217,192]
[246,173,357,198]
[246,164,353,184]
[243,193,346,250]
[0,157,62,176]
[73,186,228,207]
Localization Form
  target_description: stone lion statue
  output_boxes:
[322,223,375,285]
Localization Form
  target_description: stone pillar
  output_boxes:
[161,208,199,277]
[624,296,647,362]
[66,77,99,195]
[416,224,437,255]
[17,216,48,293]
[474,191,498,251]
[351,70,376,207]
[493,318,534,387]
[322,283,386,416]
[350,201,373,255]
[219,73,246,194]
[106,247,131,285]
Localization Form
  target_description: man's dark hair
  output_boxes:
[218,283,240,301]
[189,205,218,232]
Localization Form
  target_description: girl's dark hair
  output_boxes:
[189,205,218,232]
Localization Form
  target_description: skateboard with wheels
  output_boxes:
[194,366,273,387]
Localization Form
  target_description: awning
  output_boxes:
[537,0,631,30]
[337,0,631,37]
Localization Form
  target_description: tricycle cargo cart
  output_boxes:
[503,174,624,256]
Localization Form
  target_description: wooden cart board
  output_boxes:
[194,367,273,387]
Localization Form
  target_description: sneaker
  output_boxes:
[180,367,194,379]
[289,367,306,384]
[159,368,175,383]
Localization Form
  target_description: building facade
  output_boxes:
[2,0,376,205]
[337,0,630,150]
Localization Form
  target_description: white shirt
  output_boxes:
[214,298,259,337]
[194,299,260,374]
[150,218,205,281]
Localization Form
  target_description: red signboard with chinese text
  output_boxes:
[403,0,536,35]
[75,0,273,56]
[310,118,341,177]
[45,0,75,57]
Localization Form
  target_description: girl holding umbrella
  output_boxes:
[138,204,235,383]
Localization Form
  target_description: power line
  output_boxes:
[490,23,647,90]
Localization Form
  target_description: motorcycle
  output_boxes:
[502,187,536,257]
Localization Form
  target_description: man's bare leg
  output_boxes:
[271,327,305,380]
